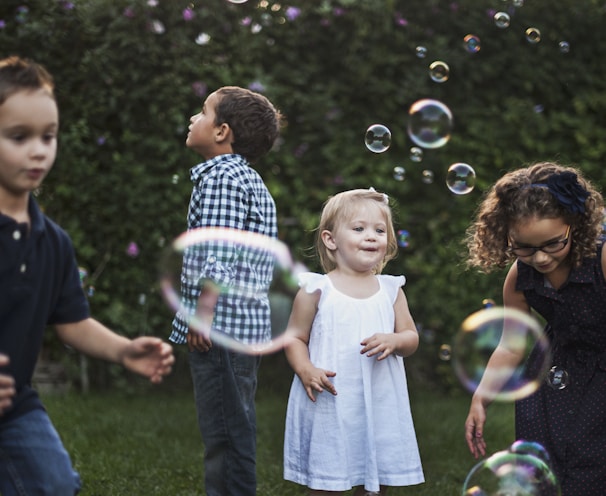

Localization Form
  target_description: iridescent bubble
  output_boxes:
[547,365,569,390]
[513,0,525,6]
[558,41,570,53]
[415,45,428,58]
[464,34,481,53]
[525,27,541,44]
[365,124,392,153]
[452,306,551,401]
[509,440,552,468]
[463,445,560,496]
[409,147,423,162]
[446,163,476,195]
[494,12,510,28]
[393,166,406,181]
[439,344,452,361]
[482,298,496,308]
[421,170,434,184]
[429,60,450,83]
[159,227,304,355]
[397,229,410,248]
[407,99,453,149]
[78,267,88,286]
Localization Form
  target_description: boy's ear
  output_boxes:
[215,122,233,144]
[321,230,337,250]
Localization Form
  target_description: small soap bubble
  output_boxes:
[159,228,304,355]
[407,99,453,149]
[525,27,541,44]
[439,344,452,361]
[409,147,423,162]
[482,298,496,308]
[365,124,392,153]
[513,0,524,6]
[421,169,434,184]
[558,41,570,53]
[547,365,569,390]
[397,229,410,248]
[494,12,510,28]
[446,163,476,195]
[463,443,560,496]
[463,34,481,53]
[452,306,551,401]
[509,440,552,467]
[429,60,450,83]
[392,166,406,181]
[415,46,427,58]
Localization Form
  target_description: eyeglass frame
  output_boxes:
[507,225,571,257]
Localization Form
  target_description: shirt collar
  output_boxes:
[0,194,45,236]
[190,154,244,183]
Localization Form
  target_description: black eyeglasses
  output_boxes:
[508,225,571,257]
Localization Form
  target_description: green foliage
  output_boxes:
[2,0,605,388]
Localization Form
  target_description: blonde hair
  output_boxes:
[315,188,398,274]
[466,161,604,272]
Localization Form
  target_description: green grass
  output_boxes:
[42,374,514,495]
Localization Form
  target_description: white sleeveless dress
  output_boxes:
[283,273,424,492]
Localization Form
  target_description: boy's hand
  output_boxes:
[121,338,175,384]
[0,354,16,416]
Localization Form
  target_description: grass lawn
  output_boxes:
[41,363,514,495]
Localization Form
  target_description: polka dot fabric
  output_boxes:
[515,242,606,495]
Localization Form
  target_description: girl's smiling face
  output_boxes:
[508,217,572,274]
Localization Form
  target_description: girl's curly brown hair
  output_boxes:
[466,161,604,273]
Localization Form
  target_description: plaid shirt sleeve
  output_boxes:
[170,154,277,345]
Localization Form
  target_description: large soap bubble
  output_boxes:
[452,306,551,401]
[407,98,453,149]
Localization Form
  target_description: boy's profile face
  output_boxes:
[0,88,58,200]
[186,91,231,159]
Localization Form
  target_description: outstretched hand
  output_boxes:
[121,337,175,384]
[0,354,15,416]
[297,365,337,402]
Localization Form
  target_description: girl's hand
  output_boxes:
[360,332,398,360]
[465,396,488,459]
[297,365,337,402]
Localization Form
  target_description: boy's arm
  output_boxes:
[55,318,174,383]
[0,354,16,416]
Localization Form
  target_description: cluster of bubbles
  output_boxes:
[463,440,561,495]
[159,227,305,355]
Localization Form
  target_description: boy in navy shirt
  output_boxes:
[0,56,175,495]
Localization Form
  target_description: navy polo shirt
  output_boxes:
[0,195,89,422]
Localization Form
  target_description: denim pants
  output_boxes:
[0,408,81,495]
[189,347,260,496]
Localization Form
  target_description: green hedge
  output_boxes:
[2,0,605,389]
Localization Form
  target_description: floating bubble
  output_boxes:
[407,99,453,149]
[421,169,434,184]
[429,60,450,83]
[159,227,304,355]
[494,12,510,28]
[463,444,560,496]
[452,306,551,401]
[415,45,427,58]
[547,365,569,390]
[446,162,476,195]
[397,229,410,248]
[393,166,406,181]
[482,298,496,308]
[558,41,570,53]
[439,344,452,361]
[525,27,541,44]
[78,267,88,285]
[513,0,525,6]
[409,146,423,162]
[464,34,481,53]
[365,124,392,153]
[510,440,553,468]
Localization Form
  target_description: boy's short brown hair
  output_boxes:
[0,56,55,105]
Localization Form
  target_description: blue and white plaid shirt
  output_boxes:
[169,154,278,345]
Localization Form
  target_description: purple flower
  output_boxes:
[123,7,135,18]
[96,136,107,146]
[60,1,75,9]
[248,81,265,93]
[183,7,195,21]
[285,7,301,21]
[0,20,5,29]
[126,241,140,258]
[192,81,207,98]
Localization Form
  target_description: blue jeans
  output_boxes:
[189,347,260,496]
[0,408,81,495]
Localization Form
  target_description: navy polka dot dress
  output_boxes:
[515,242,606,495]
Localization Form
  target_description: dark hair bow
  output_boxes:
[537,171,589,214]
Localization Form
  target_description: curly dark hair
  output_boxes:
[466,161,604,273]
[213,86,283,164]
